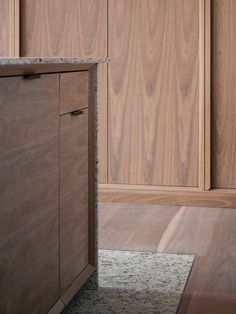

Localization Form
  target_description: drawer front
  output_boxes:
[60,71,89,115]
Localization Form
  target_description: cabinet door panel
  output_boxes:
[0,75,59,314]
[20,0,108,183]
[60,110,89,294]
[108,0,200,186]
[212,0,236,188]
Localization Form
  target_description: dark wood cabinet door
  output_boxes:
[60,109,89,294]
[0,75,60,314]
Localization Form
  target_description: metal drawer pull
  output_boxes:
[71,109,84,116]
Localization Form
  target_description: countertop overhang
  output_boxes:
[0,57,109,77]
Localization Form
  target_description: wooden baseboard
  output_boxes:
[99,185,236,209]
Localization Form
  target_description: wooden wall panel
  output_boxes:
[212,0,236,189]
[0,0,10,56]
[0,0,19,56]
[20,0,108,182]
[108,0,200,187]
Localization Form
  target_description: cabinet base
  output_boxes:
[47,264,96,314]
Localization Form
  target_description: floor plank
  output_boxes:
[98,202,236,314]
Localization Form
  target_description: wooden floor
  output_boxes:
[98,202,236,314]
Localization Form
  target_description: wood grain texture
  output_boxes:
[99,202,236,314]
[199,0,205,190]
[60,66,97,303]
[0,0,18,56]
[204,0,211,190]
[212,0,236,188]
[99,186,236,209]
[60,109,89,295]
[0,0,10,56]
[0,75,60,314]
[108,0,200,186]
[13,0,20,57]
[0,63,93,78]
[99,203,179,251]
[47,299,65,314]
[20,0,108,183]
[60,71,89,115]
[60,264,95,305]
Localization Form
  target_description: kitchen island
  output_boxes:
[0,57,107,314]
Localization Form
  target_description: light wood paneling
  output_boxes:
[99,186,236,209]
[204,0,212,190]
[20,0,108,182]
[0,0,19,56]
[0,75,60,314]
[99,202,236,314]
[60,109,89,295]
[108,0,201,187]
[60,72,89,115]
[0,0,10,56]
[212,0,236,189]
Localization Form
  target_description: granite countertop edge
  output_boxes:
[0,57,109,66]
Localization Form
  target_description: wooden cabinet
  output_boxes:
[0,74,60,314]
[60,109,89,294]
[0,63,98,313]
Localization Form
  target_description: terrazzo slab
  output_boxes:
[62,250,194,314]
[0,57,109,66]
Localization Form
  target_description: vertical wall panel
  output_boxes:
[108,0,200,186]
[0,0,19,56]
[212,0,236,189]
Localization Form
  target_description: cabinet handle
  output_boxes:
[23,73,41,80]
[71,109,84,116]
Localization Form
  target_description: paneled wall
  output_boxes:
[0,0,19,57]
[20,0,108,182]
[2,0,236,207]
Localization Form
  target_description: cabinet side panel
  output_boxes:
[212,0,236,188]
[0,75,60,314]
[20,0,108,182]
[108,0,200,186]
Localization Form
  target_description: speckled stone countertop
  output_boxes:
[0,57,109,66]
